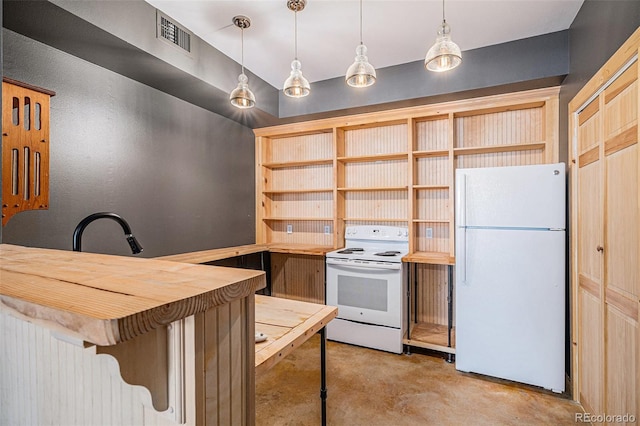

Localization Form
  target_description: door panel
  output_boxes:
[605,145,639,298]
[578,289,603,413]
[605,304,638,418]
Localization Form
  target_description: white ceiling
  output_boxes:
[146,0,584,89]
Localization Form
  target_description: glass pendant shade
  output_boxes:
[346,44,376,87]
[229,73,255,109]
[283,59,310,98]
[425,21,462,72]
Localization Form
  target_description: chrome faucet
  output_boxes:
[72,212,143,254]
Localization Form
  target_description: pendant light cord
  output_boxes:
[241,27,245,75]
[294,10,298,60]
[359,0,363,45]
[442,0,446,23]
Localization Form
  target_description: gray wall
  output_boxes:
[2,29,256,257]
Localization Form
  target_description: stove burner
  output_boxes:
[336,248,364,254]
[374,251,401,257]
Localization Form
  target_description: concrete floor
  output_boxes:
[256,334,584,425]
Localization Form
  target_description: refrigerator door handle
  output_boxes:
[457,174,467,285]
[457,174,467,227]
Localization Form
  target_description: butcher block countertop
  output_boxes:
[156,243,333,264]
[0,244,265,346]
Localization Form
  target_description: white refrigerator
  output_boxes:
[455,163,566,393]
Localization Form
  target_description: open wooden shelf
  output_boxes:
[262,159,333,168]
[413,149,449,158]
[263,217,333,221]
[337,153,408,163]
[404,322,455,354]
[453,142,545,156]
[342,217,409,223]
[403,251,455,265]
[412,219,450,223]
[337,186,408,192]
[263,188,333,194]
[413,185,450,190]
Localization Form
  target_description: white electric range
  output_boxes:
[325,225,409,354]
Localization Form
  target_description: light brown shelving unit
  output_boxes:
[254,87,560,348]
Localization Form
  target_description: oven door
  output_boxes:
[326,258,404,328]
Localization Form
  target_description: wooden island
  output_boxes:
[0,243,265,425]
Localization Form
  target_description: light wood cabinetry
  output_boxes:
[255,87,560,351]
[569,27,639,418]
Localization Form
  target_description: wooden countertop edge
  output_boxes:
[0,244,266,346]
[156,243,333,264]
[254,301,337,376]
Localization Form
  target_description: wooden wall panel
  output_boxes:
[604,72,637,137]
[578,161,602,284]
[343,190,408,221]
[605,145,638,298]
[578,290,603,414]
[270,253,325,304]
[578,109,600,153]
[454,107,544,148]
[415,264,449,325]
[269,164,333,191]
[605,305,638,419]
[344,160,407,187]
[414,223,449,253]
[268,133,333,162]
[344,124,407,156]
[415,118,448,151]
[455,149,544,169]
[344,220,409,228]
[415,157,449,186]
[0,311,169,425]
[268,192,333,219]
[414,189,449,221]
[266,221,334,246]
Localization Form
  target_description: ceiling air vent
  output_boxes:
[157,11,191,53]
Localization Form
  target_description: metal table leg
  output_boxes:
[447,265,454,363]
[320,327,327,426]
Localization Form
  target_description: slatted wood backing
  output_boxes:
[267,132,333,163]
[454,106,544,148]
[414,223,449,253]
[343,159,408,188]
[415,117,448,151]
[414,264,450,325]
[270,253,325,304]
[265,220,334,246]
[267,192,333,218]
[605,305,637,418]
[414,189,449,221]
[343,190,408,221]
[269,164,333,191]
[195,297,254,426]
[0,311,181,425]
[343,123,407,156]
[454,149,545,169]
[415,157,449,185]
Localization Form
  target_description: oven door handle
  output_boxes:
[325,258,402,270]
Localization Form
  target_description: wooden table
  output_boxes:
[254,295,337,425]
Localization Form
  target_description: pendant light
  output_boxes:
[425,0,462,72]
[229,15,256,109]
[283,0,310,98]
[345,0,376,87]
